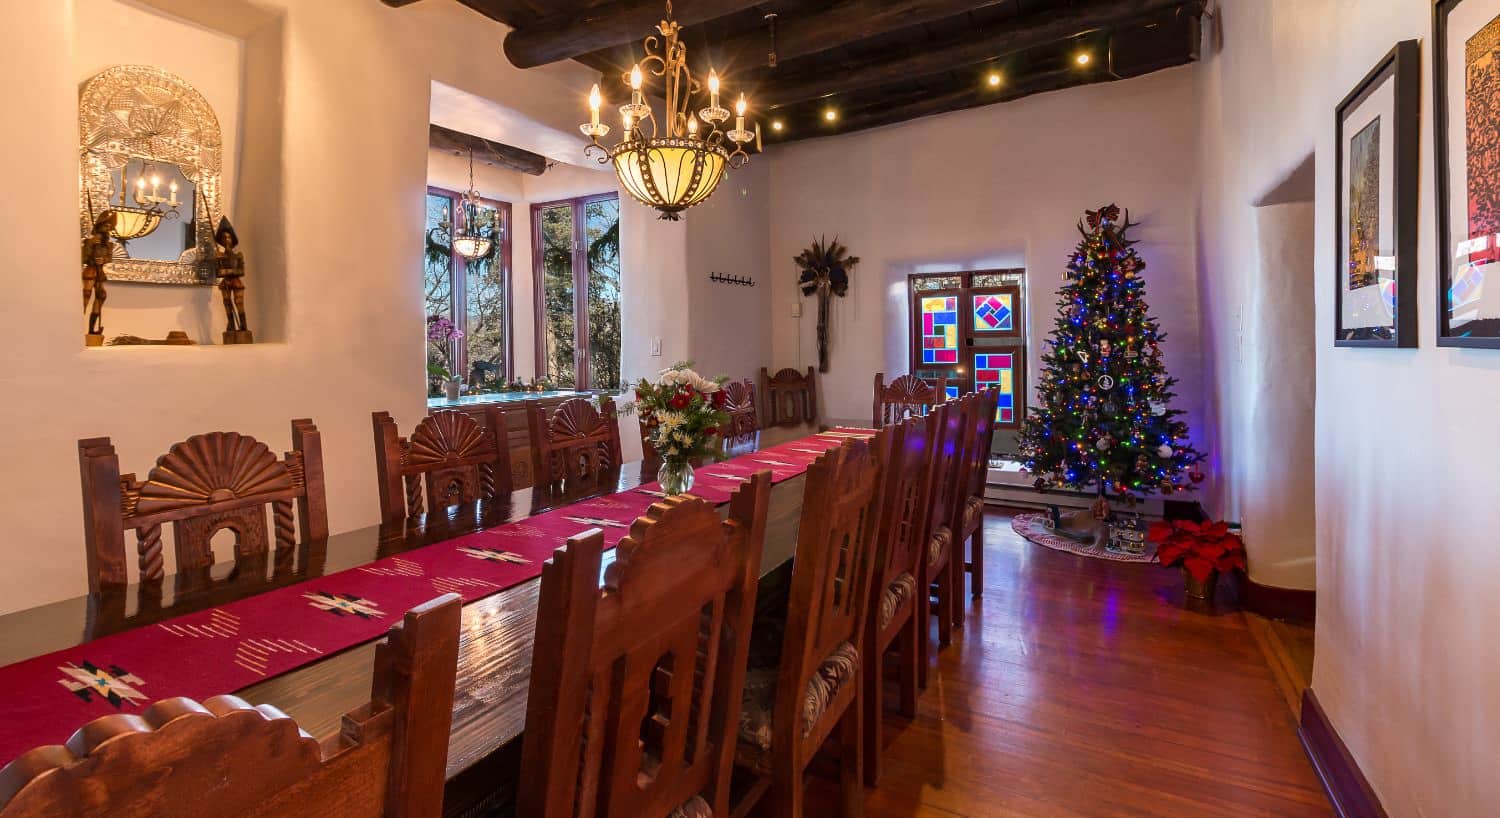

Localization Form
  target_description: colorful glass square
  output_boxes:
[974,352,1016,424]
[973,293,1014,332]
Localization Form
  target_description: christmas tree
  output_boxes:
[1020,204,1203,501]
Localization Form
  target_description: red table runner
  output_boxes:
[0,430,874,766]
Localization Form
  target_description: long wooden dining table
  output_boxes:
[0,420,853,816]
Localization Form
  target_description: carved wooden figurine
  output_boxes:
[215,216,252,344]
[82,210,115,346]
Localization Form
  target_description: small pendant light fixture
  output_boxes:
[452,148,494,260]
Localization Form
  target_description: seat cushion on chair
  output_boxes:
[928,526,952,568]
[879,572,918,630]
[668,795,713,818]
[736,641,861,772]
[962,494,984,532]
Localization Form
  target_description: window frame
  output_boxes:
[530,192,621,390]
[427,185,514,383]
[908,269,1027,430]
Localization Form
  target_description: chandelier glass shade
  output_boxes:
[611,139,728,218]
[108,206,162,241]
[582,0,754,220]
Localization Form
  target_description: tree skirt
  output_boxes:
[1010,512,1157,563]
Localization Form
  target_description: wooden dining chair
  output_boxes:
[918,398,969,686]
[759,366,818,428]
[372,409,513,523]
[526,397,623,492]
[722,378,759,439]
[953,388,1001,599]
[860,416,933,787]
[78,420,329,593]
[734,433,885,818]
[0,594,461,818]
[872,372,947,427]
[517,472,772,818]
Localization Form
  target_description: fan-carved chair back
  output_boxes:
[372,409,513,523]
[0,594,461,818]
[527,397,623,492]
[873,373,948,427]
[722,378,758,438]
[759,366,817,428]
[518,473,771,818]
[78,420,329,592]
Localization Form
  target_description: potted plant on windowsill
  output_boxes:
[426,315,465,400]
[1148,518,1246,603]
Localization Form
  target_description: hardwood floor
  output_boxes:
[816,510,1334,817]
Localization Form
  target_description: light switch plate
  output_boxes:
[791,301,802,318]
[650,337,662,356]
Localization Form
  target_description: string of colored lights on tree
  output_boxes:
[1019,205,1204,498]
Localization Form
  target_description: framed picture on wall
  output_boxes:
[1436,0,1500,347]
[1333,39,1420,348]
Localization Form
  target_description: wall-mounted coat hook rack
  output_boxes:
[709,272,756,287]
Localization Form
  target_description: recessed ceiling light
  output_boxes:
[772,119,784,131]
[987,72,1002,87]
[824,109,838,122]
[1076,52,1092,66]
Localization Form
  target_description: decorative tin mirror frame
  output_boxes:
[79,65,223,285]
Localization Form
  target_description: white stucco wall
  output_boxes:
[1197,1,1500,813]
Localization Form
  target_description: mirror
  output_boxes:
[107,159,200,264]
[79,65,223,285]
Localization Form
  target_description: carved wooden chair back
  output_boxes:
[78,419,329,592]
[0,594,461,818]
[759,366,818,428]
[868,416,934,628]
[372,409,513,523]
[518,472,772,818]
[773,431,884,746]
[722,378,758,438]
[527,397,623,491]
[955,388,998,515]
[873,372,948,427]
[925,399,970,539]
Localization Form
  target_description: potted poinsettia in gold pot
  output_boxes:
[1148,519,1246,603]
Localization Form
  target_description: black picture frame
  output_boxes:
[1333,40,1421,348]
[1435,0,1500,347]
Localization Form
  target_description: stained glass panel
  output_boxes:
[921,296,959,364]
[945,385,960,400]
[912,275,961,291]
[974,352,1016,424]
[972,293,1014,332]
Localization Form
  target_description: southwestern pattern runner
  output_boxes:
[0,430,871,765]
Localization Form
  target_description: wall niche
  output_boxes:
[75,0,285,347]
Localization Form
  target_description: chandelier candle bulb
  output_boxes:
[589,84,601,127]
[709,70,720,108]
[735,94,746,132]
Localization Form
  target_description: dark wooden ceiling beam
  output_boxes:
[429,124,549,176]
[710,0,1012,72]
[757,0,1203,109]
[503,0,764,69]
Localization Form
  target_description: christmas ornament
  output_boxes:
[1097,374,1116,390]
[1099,339,1112,356]
[1189,469,1206,484]
[1157,444,1174,458]
[1149,401,1167,416]
[1077,349,1091,364]
[1096,435,1113,451]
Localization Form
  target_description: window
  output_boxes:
[532,194,621,391]
[910,269,1027,454]
[425,186,513,395]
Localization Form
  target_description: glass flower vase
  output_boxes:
[657,458,695,496]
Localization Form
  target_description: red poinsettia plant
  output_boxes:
[1148,519,1246,582]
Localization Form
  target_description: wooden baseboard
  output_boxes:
[1299,689,1387,818]
[1243,576,1316,625]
